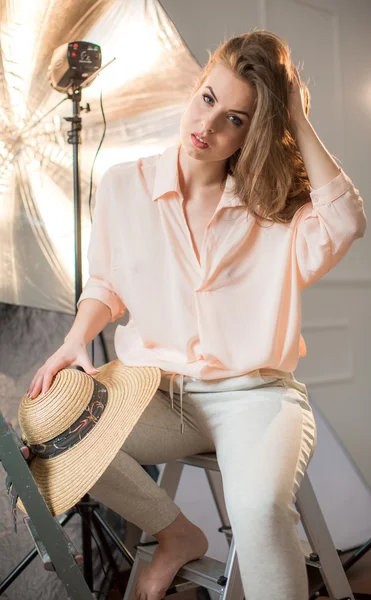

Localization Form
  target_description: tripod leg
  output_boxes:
[0,547,39,594]
[91,511,120,577]
[81,494,94,589]
[92,507,135,567]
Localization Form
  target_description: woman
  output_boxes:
[27,30,367,600]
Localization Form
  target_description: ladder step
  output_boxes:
[24,516,83,572]
[135,538,321,594]
[135,543,227,593]
[177,453,219,471]
[166,577,199,594]
[299,539,322,569]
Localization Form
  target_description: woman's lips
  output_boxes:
[191,133,209,148]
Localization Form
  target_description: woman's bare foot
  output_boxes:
[134,512,208,600]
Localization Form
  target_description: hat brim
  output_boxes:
[17,360,161,516]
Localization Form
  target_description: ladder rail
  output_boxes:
[0,411,95,600]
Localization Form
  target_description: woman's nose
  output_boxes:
[201,118,215,133]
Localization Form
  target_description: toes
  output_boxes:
[135,583,165,600]
[134,586,144,600]
[135,584,147,600]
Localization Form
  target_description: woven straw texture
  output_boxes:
[17,360,161,515]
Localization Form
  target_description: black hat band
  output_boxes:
[22,378,108,459]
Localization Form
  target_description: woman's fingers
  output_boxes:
[27,371,39,396]
[28,373,44,399]
[79,353,100,376]
[27,368,43,396]
[41,370,56,396]
[28,362,58,398]
[28,354,79,399]
[26,346,97,400]
[20,446,30,459]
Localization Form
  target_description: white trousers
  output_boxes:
[89,368,317,600]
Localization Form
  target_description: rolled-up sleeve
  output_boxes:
[77,169,126,322]
[294,168,367,289]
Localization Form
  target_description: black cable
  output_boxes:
[80,91,111,596]
[88,86,107,223]
[88,85,107,370]
[96,561,114,600]
[76,505,111,599]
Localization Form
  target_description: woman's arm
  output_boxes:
[288,67,367,289]
[288,66,341,189]
[65,298,112,346]
[77,167,127,321]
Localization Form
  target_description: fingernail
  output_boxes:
[21,446,30,459]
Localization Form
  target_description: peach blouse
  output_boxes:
[78,142,367,379]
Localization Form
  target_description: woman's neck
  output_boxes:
[178,143,227,198]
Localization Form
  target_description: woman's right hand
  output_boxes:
[27,340,100,399]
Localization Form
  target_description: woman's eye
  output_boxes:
[202,94,243,127]
[202,94,213,104]
[229,115,243,127]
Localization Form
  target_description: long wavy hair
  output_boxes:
[191,30,312,225]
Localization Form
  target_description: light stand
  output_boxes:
[65,86,83,311]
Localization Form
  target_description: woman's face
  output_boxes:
[180,62,257,163]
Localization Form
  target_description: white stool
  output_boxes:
[123,452,354,600]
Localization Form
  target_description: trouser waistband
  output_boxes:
[160,369,295,435]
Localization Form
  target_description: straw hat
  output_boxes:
[15,360,161,516]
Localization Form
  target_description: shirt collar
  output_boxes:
[151,141,245,208]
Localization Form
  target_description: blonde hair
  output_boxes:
[191,29,312,225]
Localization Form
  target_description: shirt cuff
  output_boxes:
[77,279,126,322]
[309,168,353,207]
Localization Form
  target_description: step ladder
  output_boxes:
[23,515,84,572]
[0,411,96,600]
[123,452,355,600]
[1,409,356,600]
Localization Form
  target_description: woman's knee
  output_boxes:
[224,481,295,526]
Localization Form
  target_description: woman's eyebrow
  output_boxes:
[205,86,250,119]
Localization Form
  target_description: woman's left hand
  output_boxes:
[288,66,308,129]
